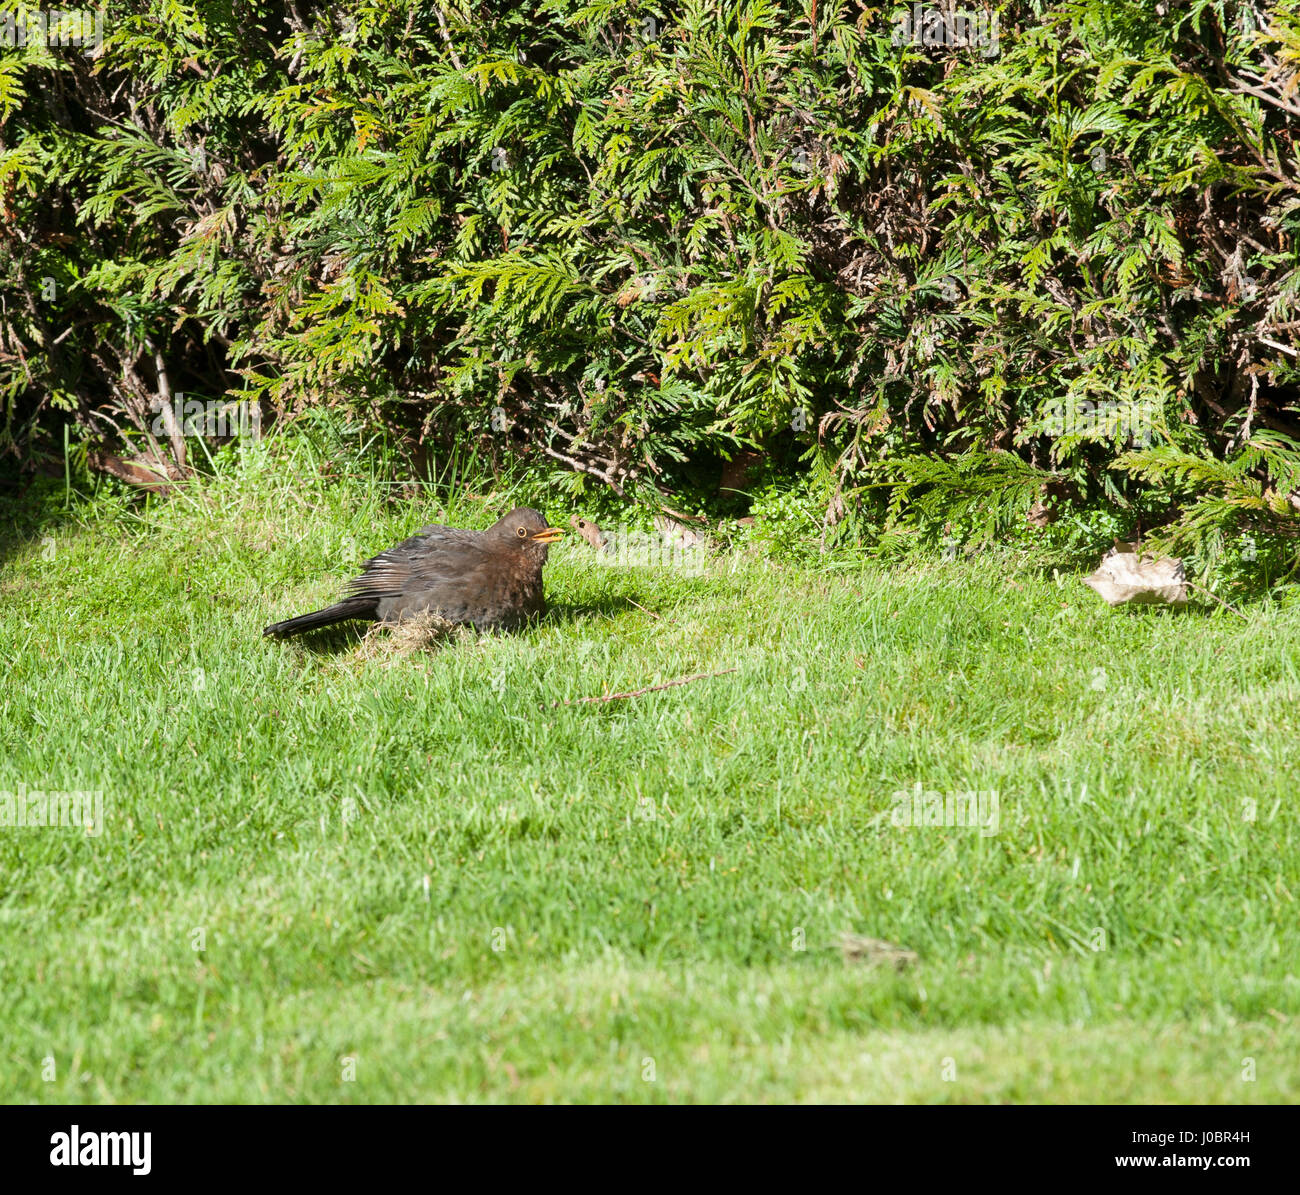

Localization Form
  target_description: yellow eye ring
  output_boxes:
[517,526,527,537]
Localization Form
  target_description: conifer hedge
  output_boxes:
[2,2,1298,573]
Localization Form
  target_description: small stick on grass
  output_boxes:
[554,668,737,707]
[626,598,662,620]
[1187,582,1249,620]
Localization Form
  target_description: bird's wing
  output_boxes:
[344,528,488,602]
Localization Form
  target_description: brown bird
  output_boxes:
[263,507,564,638]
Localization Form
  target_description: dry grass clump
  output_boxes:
[356,611,457,661]
[836,933,918,970]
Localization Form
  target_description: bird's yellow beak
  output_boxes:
[530,527,565,544]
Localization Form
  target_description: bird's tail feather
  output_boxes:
[263,596,377,638]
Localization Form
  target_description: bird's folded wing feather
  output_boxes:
[344,528,489,601]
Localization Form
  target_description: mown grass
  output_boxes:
[0,436,1296,1103]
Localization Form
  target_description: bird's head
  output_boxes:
[493,507,564,559]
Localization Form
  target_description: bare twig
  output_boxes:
[1227,76,1300,119]
[144,338,187,472]
[113,349,170,467]
[553,668,737,706]
[1187,581,1249,620]
[658,504,708,525]
[434,5,465,71]
[541,444,627,496]
[1257,335,1298,359]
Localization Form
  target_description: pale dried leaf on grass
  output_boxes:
[1083,542,1188,606]
[569,514,608,551]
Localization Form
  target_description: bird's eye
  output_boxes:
[517,526,527,537]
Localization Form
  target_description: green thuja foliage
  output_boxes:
[1115,430,1300,577]
[867,448,1057,547]
[1,1,1298,584]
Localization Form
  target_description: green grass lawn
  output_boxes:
[1,443,1297,1103]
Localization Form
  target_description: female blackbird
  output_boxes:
[263,506,564,637]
